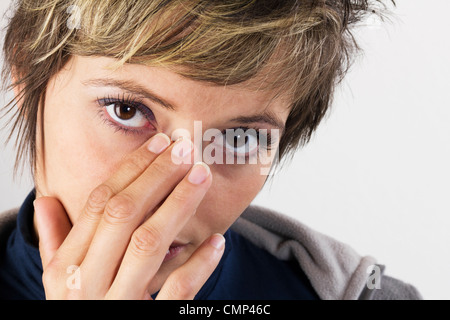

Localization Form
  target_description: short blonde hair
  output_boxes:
[1,0,393,175]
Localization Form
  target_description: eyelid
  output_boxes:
[217,127,274,161]
[220,127,274,147]
[97,94,156,121]
[96,94,157,136]
[97,93,143,109]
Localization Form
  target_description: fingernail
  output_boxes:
[147,133,171,154]
[188,162,210,185]
[171,137,193,160]
[209,233,225,250]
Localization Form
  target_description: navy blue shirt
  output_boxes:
[0,191,319,300]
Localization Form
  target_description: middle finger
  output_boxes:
[80,137,195,294]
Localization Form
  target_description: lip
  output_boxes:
[163,241,188,262]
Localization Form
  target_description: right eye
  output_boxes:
[97,95,157,134]
[105,102,148,128]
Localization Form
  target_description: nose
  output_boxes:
[165,119,205,164]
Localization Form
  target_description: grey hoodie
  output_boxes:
[232,205,422,300]
[0,205,422,300]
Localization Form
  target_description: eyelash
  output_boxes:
[220,127,274,151]
[96,95,274,159]
[96,94,155,135]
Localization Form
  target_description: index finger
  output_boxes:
[47,133,172,268]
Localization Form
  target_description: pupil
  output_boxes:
[231,134,248,148]
[115,103,136,120]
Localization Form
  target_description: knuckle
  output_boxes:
[121,151,151,173]
[161,184,200,217]
[85,184,113,214]
[103,193,137,224]
[149,161,172,178]
[41,268,55,287]
[169,187,192,206]
[166,272,196,299]
[41,259,61,287]
[151,156,189,178]
[167,179,203,211]
[130,225,162,257]
[42,260,84,299]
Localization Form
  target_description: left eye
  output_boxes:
[105,102,148,128]
[223,129,259,157]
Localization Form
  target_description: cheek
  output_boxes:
[37,95,129,222]
[213,167,265,214]
[189,165,267,242]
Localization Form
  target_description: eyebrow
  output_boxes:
[230,113,285,132]
[84,77,285,131]
[83,78,176,110]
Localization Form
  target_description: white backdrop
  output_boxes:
[1,1,449,299]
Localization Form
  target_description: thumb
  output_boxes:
[34,197,72,268]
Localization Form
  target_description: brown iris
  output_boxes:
[114,103,136,120]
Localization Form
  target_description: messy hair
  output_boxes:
[1,0,394,175]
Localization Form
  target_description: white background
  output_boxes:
[0,1,449,299]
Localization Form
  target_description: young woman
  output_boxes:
[0,0,421,300]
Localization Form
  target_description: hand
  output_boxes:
[34,133,225,300]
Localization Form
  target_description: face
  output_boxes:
[35,55,290,288]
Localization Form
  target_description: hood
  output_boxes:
[231,205,378,300]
